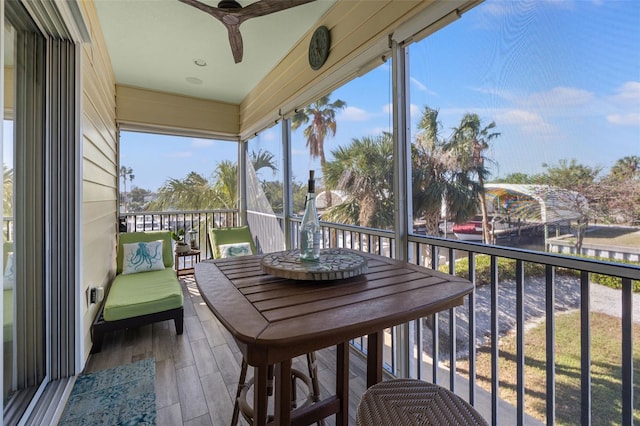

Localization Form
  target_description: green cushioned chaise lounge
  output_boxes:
[91,231,184,353]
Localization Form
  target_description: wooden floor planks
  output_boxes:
[84,275,366,426]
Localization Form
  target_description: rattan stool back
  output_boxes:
[356,379,488,426]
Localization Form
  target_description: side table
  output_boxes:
[175,249,201,277]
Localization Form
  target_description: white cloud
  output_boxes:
[410,104,421,119]
[339,106,371,121]
[521,86,593,108]
[292,149,307,156]
[609,81,640,106]
[473,87,515,102]
[384,103,421,118]
[495,109,555,135]
[410,77,427,91]
[191,138,214,148]
[497,109,546,126]
[482,0,572,17]
[409,77,438,96]
[480,2,512,17]
[366,127,392,136]
[260,129,278,141]
[607,113,640,127]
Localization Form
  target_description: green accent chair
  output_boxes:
[91,231,184,353]
[208,225,257,259]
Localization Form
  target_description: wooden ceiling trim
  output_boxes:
[116,85,240,139]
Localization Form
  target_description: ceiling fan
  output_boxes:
[178,0,317,64]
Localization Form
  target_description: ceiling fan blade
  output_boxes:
[237,0,317,22]
[178,0,316,64]
[178,0,243,62]
[177,0,226,22]
[226,23,244,64]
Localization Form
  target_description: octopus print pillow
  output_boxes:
[219,242,252,258]
[122,240,165,275]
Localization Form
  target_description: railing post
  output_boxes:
[391,39,411,263]
[238,139,248,226]
[545,265,556,424]
[490,255,499,426]
[282,119,293,250]
[391,33,412,379]
[580,271,591,425]
[621,278,633,426]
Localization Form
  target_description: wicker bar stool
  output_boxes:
[356,379,487,426]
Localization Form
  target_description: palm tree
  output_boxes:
[609,155,640,180]
[149,150,278,211]
[250,149,278,176]
[291,94,346,207]
[212,161,238,209]
[447,113,500,243]
[411,107,479,236]
[323,132,394,229]
[119,166,135,212]
[150,172,216,211]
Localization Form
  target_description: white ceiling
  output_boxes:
[94,0,336,104]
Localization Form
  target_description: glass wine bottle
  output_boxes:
[300,170,320,261]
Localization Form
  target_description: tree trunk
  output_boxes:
[478,182,491,244]
[575,216,587,253]
[320,154,332,208]
[424,213,440,237]
[122,179,127,212]
[359,194,376,228]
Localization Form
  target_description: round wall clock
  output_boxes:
[309,26,330,71]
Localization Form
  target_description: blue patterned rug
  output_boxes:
[59,358,156,425]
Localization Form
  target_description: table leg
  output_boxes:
[274,360,292,425]
[253,365,269,426]
[231,358,248,426]
[336,343,349,426]
[367,331,383,388]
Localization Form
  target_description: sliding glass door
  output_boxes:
[3,2,47,422]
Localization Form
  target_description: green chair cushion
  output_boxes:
[104,267,183,321]
[208,226,257,259]
[117,231,173,274]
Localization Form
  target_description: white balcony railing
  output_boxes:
[119,209,239,259]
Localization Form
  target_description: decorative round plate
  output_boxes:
[308,25,330,70]
[260,248,367,281]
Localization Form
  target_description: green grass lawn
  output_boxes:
[457,312,640,425]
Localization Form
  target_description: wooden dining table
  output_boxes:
[194,249,474,426]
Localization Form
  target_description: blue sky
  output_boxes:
[116,0,639,192]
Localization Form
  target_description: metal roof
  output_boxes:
[484,183,588,223]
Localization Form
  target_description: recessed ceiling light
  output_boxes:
[193,59,207,67]
[186,77,203,85]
